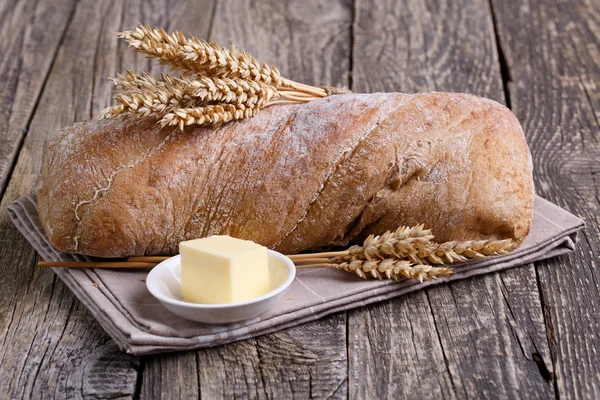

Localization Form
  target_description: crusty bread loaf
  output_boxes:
[37,92,534,257]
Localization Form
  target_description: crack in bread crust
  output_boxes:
[180,124,231,242]
[341,147,434,244]
[341,105,478,243]
[233,110,299,240]
[272,120,382,249]
[273,99,410,250]
[72,127,178,251]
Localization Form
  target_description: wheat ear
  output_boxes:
[292,226,518,282]
[118,24,329,97]
[99,71,280,121]
[412,239,518,265]
[119,25,283,86]
[349,224,435,261]
[328,259,453,282]
[159,103,259,130]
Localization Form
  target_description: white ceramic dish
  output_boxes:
[146,250,296,324]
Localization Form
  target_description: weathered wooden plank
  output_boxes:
[196,323,347,399]
[139,1,352,398]
[348,294,455,399]
[491,0,600,398]
[0,0,142,398]
[207,0,352,88]
[0,0,79,199]
[141,352,199,399]
[349,0,554,398]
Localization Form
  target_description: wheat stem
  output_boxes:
[280,78,328,97]
[266,99,305,106]
[290,257,332,264]
[295,263,331,269]
[288,251,349,260]
[279,94,316,103]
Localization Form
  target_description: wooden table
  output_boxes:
[1,0,598,398]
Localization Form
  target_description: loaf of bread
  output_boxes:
[37,92,534,257]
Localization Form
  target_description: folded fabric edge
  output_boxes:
[8,200,153,334]
[9,199,164,333]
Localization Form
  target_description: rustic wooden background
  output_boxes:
[1,0,598,398]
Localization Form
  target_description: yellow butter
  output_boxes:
[180,235,270,304]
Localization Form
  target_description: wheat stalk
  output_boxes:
[412,239,518,265]
[99,70,281,122]
[159,103,259,130]
[292,226,517,282]
[112,69,279,105]
[349,224,435,261]
[119,25,284,86]
[291,225,516,268]
[100,24,339,128]
[303,259,452,283]
[118,25,331,96]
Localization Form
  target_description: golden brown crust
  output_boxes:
[37,92,534,257]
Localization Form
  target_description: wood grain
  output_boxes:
[349,0,555,398]
[348,295,455,399]
[0,0,78,198]
[138,1,352,398]
[195,325,347,399]
[141,352,198,400]
[491,0,600,397]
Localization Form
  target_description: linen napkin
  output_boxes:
[8,195,583,355]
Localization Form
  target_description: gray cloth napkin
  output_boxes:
[8,195,583,355]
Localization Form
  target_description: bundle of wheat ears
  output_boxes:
[99,24,346,129]
[289,225,517,282]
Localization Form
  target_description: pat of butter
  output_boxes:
[180,235,270,304]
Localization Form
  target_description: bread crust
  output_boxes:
[37,92,534,257]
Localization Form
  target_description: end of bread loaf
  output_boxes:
[37,117,178,255]
[341,92,535,248]
[466,96,535,242]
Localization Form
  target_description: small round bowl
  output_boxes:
[146,250,296,324]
